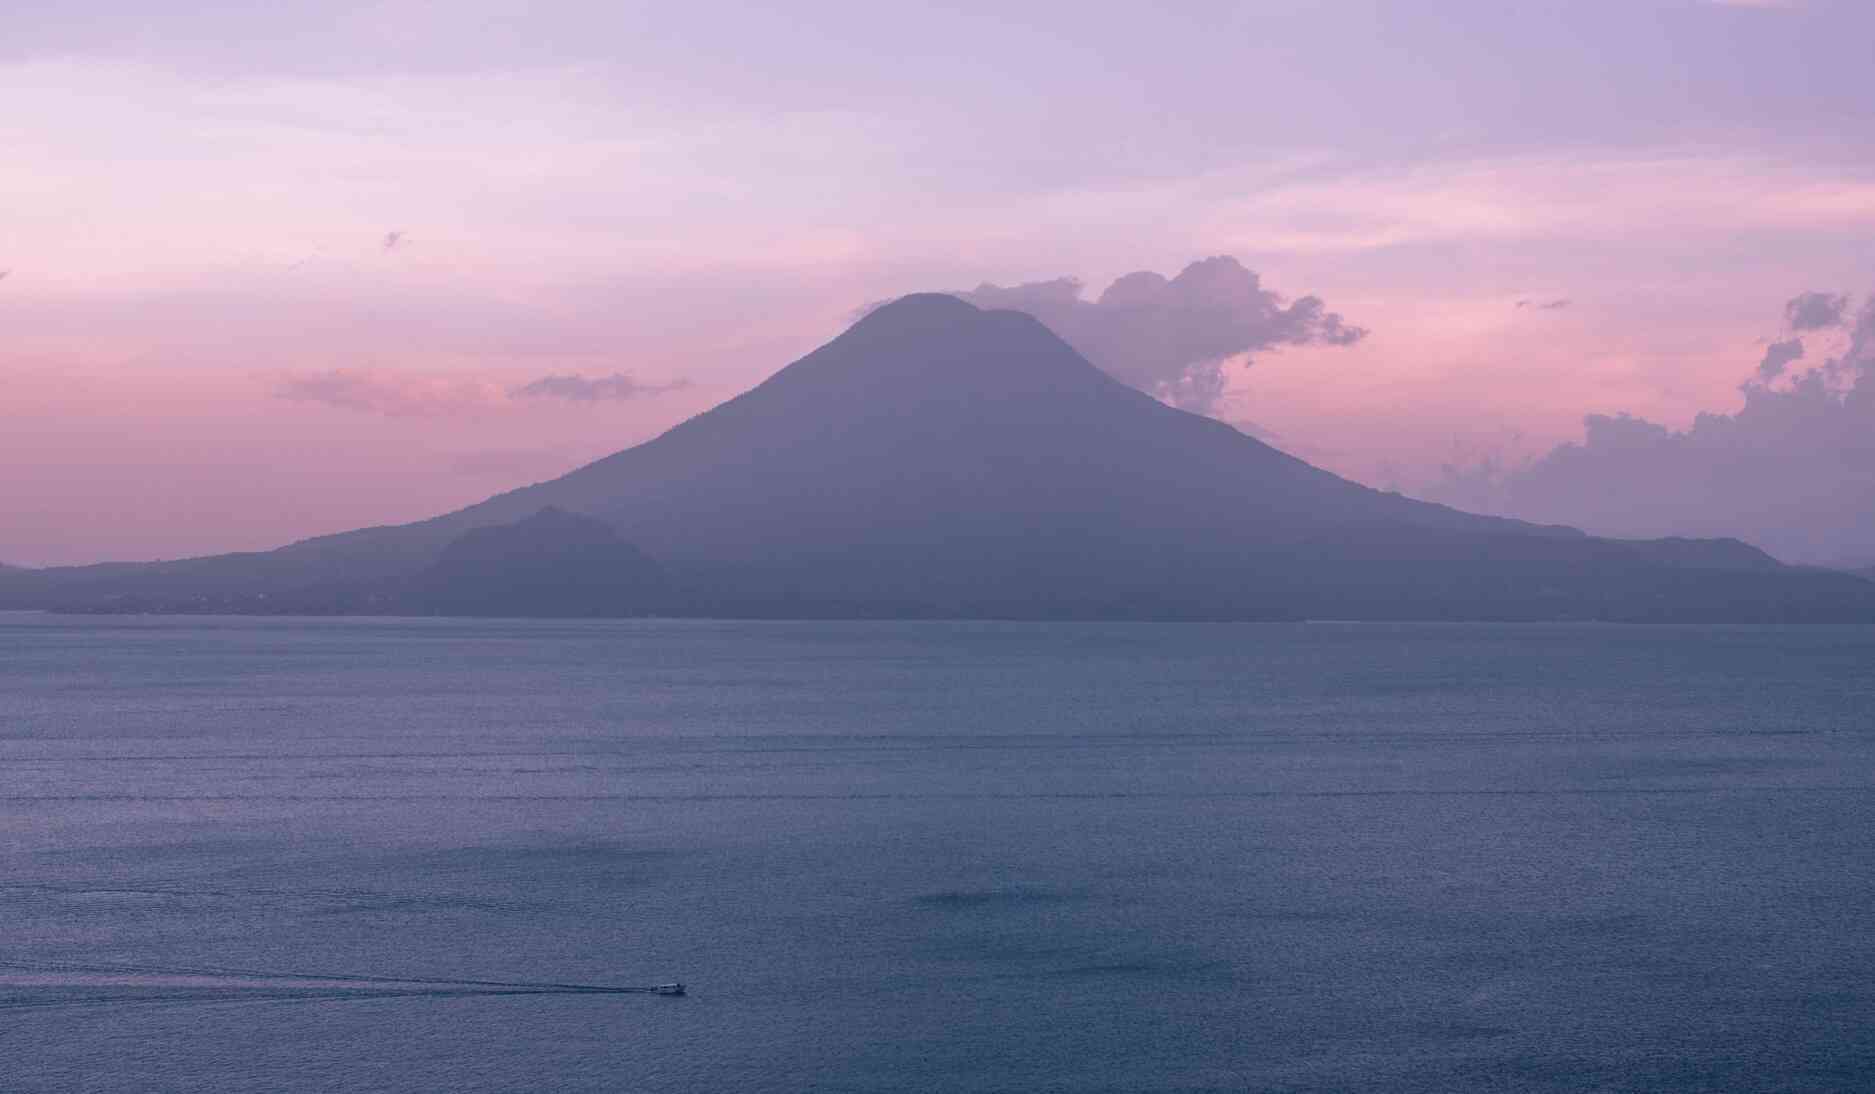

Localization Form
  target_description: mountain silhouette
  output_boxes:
[10,293,1875,620]
[401,507,666,616]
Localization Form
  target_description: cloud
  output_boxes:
[1516,298,1571,310]
[276,368,507,416]
[510,372,688,402]
[1785,290,1847,331]
[1757,337,1804,381]
[381,231,404,251]
[951,256,1365,413]
[278,367,689,415]
[1422,290,1875,564]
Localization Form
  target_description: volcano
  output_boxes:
[10,293,1873,621]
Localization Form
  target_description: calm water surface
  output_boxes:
[3,614,1872,1092]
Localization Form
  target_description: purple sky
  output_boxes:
[4,0,1874,565]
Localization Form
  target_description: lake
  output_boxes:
[3,614,1872,1092]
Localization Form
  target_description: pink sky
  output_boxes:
[5,1,1874,565]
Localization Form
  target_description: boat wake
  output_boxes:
[0,958,684,1011]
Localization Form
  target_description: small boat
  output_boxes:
[651,983,686,996]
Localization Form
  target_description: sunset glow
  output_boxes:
[6,1,1873,564]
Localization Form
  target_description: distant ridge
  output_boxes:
[402,507,666,616]
[9,293,1875,621]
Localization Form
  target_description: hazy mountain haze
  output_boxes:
[10,295,1870,621]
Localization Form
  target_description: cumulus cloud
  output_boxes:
[1424,289,1875,564]
[1757,337,1805,381]
[1785,290,1847,331]
[511,372,688,402]
[951,256,1365,413]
